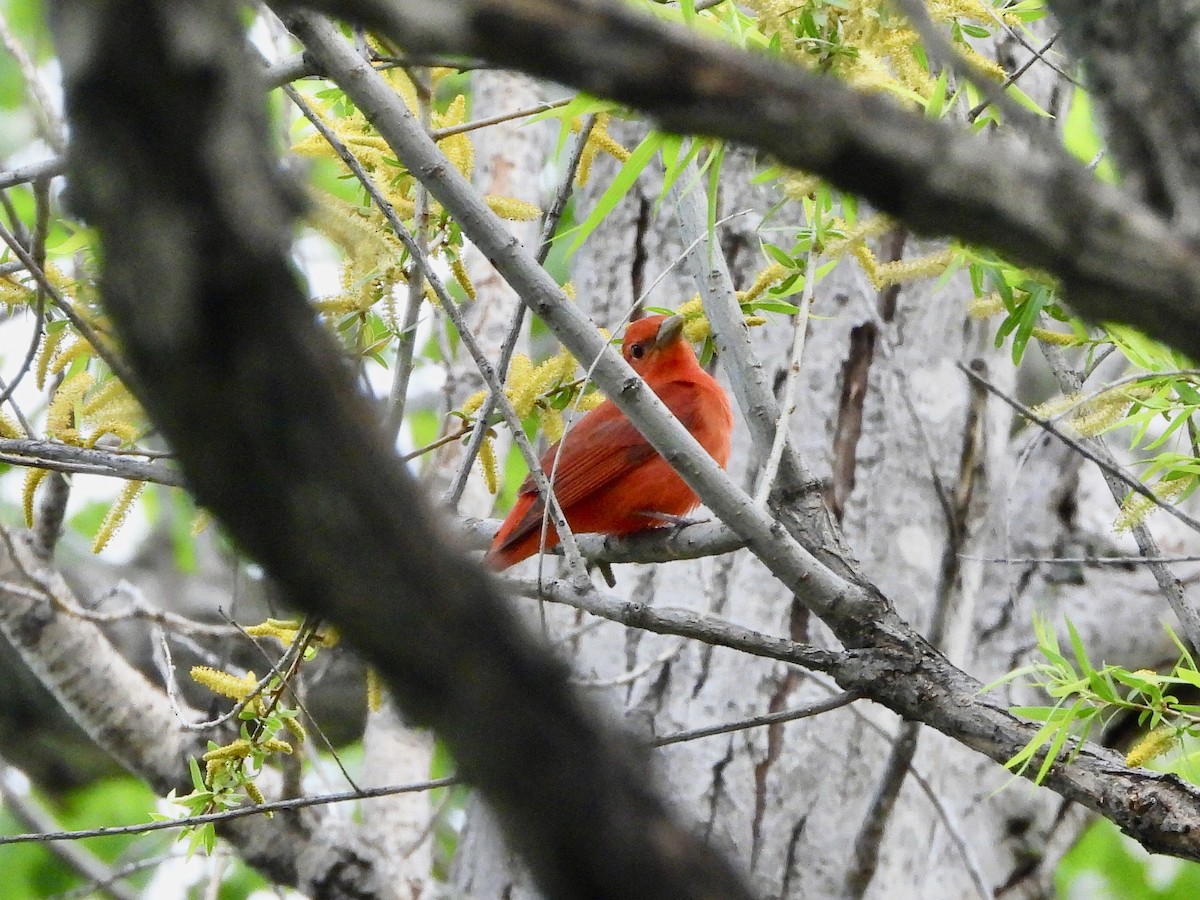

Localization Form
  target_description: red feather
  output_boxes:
[486,314,733,570]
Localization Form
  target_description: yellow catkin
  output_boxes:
[561,282,576,300]
[436,95,475,177]
[366,667,384,713]
[92,480,146,554]
[1070,385,1154,438]
[485,196,541,221]
[261,738,294,755]
[1115,479,1189,533]
[282,715,308,744]
[1126,727,1178,768]
[684,316,711,343]
[576,391,605,412]
[0,276,31,308]
[85,421,142,449]
[46,371,94,440]
[860,249,956,290]
[308,194,405,317]
[588,128,631,163]
[478,434,499,494]
[48,340,93,376]
[190,509,212,535]
[572,113,631,185]
[576,148,595,187]
[450,254,476,301]
[461,390,487,417]
[244,781,266,806]
[742,263,790,304]
[550,348,577,382]
[203,739,252,762]
[967,293,1006,319]
[245,620,301,645]
[1031,327,1077,347]
[81,378,129,417]
[1030,391,1083,421]
[314,295,370,317]
[35,326,66,390]
[780,172,821,201]
[0,409,24,439]
[314,624,339,648]
[542,408,564,444]
[507,355,540,419]
[22,468,49,528]
[824,214,896,257]
[191,666,259,701]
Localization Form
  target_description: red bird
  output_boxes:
[486,314,733,570]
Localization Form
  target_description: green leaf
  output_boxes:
[924,69,950,119]
[568,132,666,252]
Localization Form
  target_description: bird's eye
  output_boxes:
[630,343,645,360]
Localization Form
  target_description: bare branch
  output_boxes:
[0,437,183,486]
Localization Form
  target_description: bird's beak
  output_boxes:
[654,315,685,348]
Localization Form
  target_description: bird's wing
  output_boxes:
[494,384,704,554]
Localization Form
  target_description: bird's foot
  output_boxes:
[641,512,708,532]
[585,558,618,587]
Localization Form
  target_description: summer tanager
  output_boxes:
[486,314,733,570]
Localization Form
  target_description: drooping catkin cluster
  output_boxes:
[1125,726,1178,768]
[23,368,148,541]
[1030,384,1156,439]
[293,67,541,329]
[4,266,130,446]
[1113,478,1190,533]
[186,619,329,806]
[967,291,1078,347]
[571,113,632,185]
[741,0,1010,99]
[460,346,602,493]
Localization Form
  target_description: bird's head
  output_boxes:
[621,314,696,376]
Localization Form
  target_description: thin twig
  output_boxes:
[966,553,1200,565]
[753,224,816,506]
[430,97,571,140]
[894,0,1051,144]
[960,362,1200,536]
[511,574,841,671]
[967,30,1066,123]
[0,777,461,846]
[443,114,596,506]
[381,78,431,439]
[654,690,861,746]
[0,156,63,191]
[1037,337,1200,655]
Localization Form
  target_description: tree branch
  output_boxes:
[49,3,757,897]
[293,0,1200,367]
